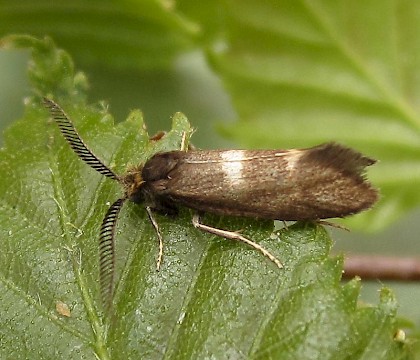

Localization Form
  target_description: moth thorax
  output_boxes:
[121,166,145,202]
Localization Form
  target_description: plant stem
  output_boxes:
[343,255,420,281]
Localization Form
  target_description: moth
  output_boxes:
[43,98,378,309]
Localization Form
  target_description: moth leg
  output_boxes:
[180,130,196,151]
[180,131,188,152]
[315,220,350,232]
[145,206,164,271]
[191,214,283,269]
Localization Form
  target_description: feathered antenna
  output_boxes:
[99,197,127,311]
[43,98,119,180]
[43,98,123,312]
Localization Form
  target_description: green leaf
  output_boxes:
[209,1,420,231]
[0,36,411,359]
[0,0,199,70]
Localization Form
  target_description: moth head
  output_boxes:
[120,165,146,203]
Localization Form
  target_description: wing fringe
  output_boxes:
[303,142,376,176]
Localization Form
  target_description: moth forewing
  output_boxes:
[145,145,378,220]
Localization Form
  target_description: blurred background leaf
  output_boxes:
[0,0,198,70]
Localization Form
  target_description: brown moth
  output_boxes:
[43,98,378,309]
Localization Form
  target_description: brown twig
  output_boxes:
[343,255,420,281]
